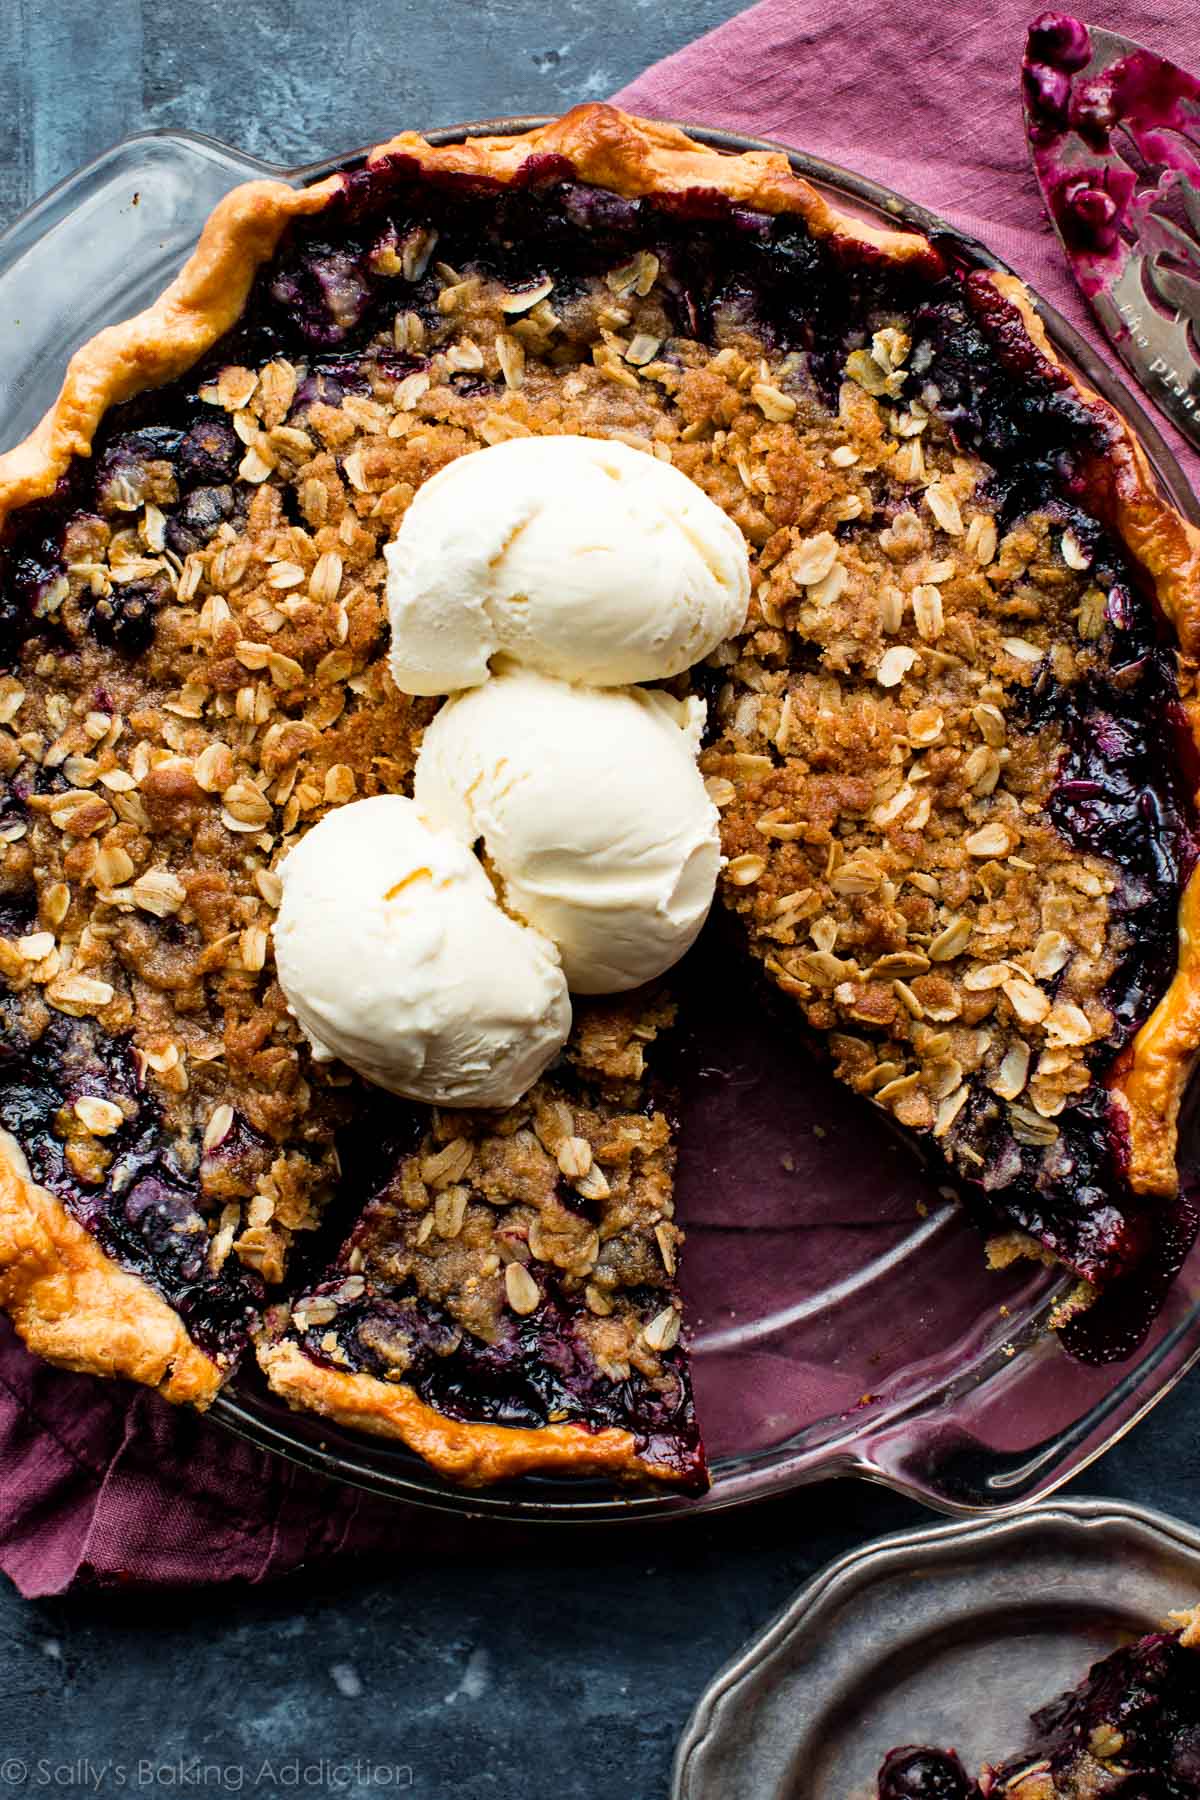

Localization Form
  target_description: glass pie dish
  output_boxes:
[2,119,1199,1524]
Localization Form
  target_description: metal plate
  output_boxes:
[673,1498,1200,1797]
[2,124,1200,1524]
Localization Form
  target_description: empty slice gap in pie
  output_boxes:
[0,106,1198,1490]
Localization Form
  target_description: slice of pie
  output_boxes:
[260,992,703,1489]
[0,106,1197,1488]
[875,1604,1200,1797]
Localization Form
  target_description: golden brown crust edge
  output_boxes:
[0,1135,222,1404]
[257,1338,684,1488]
[0,175,339,533]
[0,105,935,535]
[369,105,939,256]
[986,274,1200,1198]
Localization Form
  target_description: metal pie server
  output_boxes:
[1022,13,1200,451]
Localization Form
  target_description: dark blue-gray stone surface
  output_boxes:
[1,3,1197,1794]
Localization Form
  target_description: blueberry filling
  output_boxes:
[164,484,236,559]
[877,1748,980,1800]
[89,574,170,655]
[0,491,77,667]
[177,416,241,484]
[297,1279,703,1486]
[0,1005,261,1362]
[1011,1623,1200,1793]
[0,880,37,943]
[882,1618,1200,1797]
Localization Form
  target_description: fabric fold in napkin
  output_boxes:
[2,0,1196,1596]
[0,1319,404,1594]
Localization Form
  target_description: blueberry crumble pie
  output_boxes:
[875,1603,1200,1797]
[260,991,701,1487]
[0,107,1198,1489]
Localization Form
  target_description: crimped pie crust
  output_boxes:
[0,105,1197,1482]
[0,110,940,531]
[0,1130,221,1402]
[257,1343,653,1487]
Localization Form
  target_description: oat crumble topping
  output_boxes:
[279,993,699,1473]
[0,153,1192,1451]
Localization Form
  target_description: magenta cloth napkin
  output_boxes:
[4,0,1198,1600]
[0,1318,410,1595]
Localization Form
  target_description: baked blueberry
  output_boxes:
[878,1608,1200,1797]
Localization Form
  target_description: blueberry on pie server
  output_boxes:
[0,108,1198,1490]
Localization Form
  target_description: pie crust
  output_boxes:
[0,105,1197,1484]
[0,1131,221,1402]
[258,1338,656,1487]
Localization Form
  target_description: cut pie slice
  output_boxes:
[876,1603,1200,1797]
[0,106,1197,1489]
[259,994,704,1489]
[702,270,1200,1295]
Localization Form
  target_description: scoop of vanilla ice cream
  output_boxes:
[414,669,721,993]
[273,795,571,1107]
[385,435,749,695]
